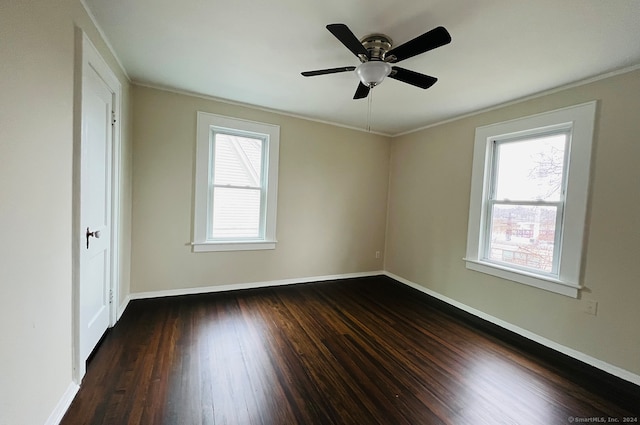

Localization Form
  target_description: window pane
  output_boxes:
[213,133,263,187]
[494,134,566,202]
[487,204,557,273]
[212,187,261,238]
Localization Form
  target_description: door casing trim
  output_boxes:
[72,28,122,383]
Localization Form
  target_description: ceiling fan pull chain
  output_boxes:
[367,88,373,132]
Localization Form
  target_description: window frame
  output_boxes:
[193,112,279,252]
[482,127,570,276]
[464,102,597,297]
[209,128,268,241]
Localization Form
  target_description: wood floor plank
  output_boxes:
[61,276,639,425]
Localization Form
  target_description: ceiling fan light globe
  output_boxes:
[356,61,392,87]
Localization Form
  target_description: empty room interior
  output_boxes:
[2,1,640,424]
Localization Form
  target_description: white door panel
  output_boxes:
[79,62,112,366]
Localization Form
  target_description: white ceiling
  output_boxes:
[84,0,640,136]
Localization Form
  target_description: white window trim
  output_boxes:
[193,112,279,252]
[464,101,597,297]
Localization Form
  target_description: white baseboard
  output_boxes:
[129,270,384,301]
[117,295,130,321]
[45,382,79,425]
[384,271,640,386]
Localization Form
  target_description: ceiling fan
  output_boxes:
[302,23,451,99]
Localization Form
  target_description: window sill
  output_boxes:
[192,240,277,252]
[463,258,581,298]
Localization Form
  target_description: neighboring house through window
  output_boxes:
[465,102,596,297]
[193,112,279,252]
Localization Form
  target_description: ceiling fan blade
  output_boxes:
[353,82,370,99]
[389,67,438,89]
[326,23,369,58]
[386,26,451,63]
[301,66,356,77]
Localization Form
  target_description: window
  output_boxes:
[486,130,568,275]
[193,112,279,252]
[465,102,596,297]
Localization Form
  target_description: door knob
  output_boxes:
[86,227,101,249]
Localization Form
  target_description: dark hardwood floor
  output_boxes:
[62,276,639,424]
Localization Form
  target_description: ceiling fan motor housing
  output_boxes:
[360,34,393,61]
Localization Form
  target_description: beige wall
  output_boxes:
[0,1,132,424]
[385,69,640,376]
[130,85,389,293]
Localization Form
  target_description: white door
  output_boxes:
[79,57,113,368]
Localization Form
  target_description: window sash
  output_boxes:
[209,186,264,240]
[482,199,564,276]
[207,130,269,241]
[481,132,570,277]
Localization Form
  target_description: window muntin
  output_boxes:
[483,131,569,276]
